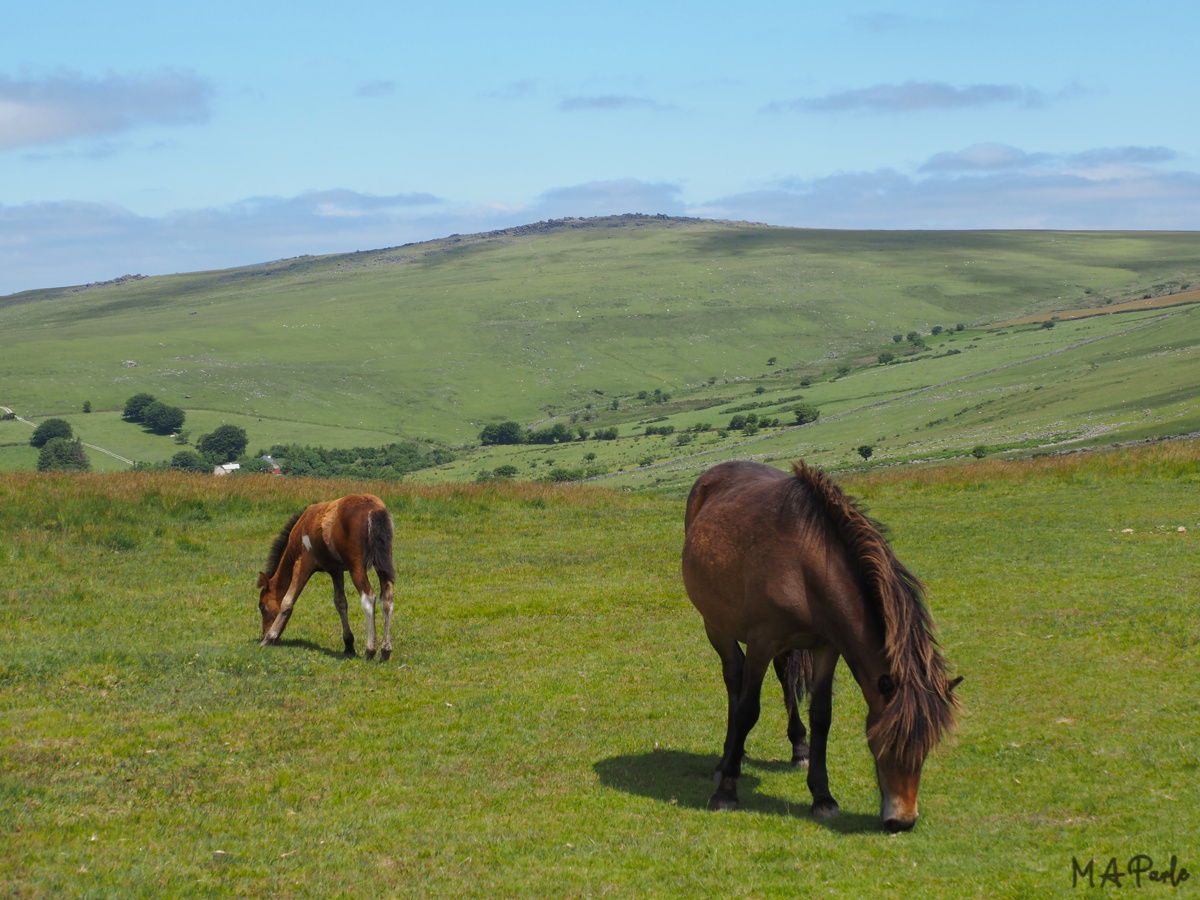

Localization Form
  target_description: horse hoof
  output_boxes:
[709,791,739,811]
[791,747,810,768]
[379,649,391,662]
[812,799,841,820]
[364,648,376,660]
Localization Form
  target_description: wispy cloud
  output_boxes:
[486,79,540,100]
[764,81,1045,114]
[693,149,1200,230]
[0,69,212,150]
[558,95,676,113]
[1068,146,1176,167]
[920,143,1052,173]
[528,178,684,218]
[355,79,396,98]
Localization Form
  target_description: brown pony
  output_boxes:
[258,494,397,660]
[682,460,961,832]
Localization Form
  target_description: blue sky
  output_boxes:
[3,0,1199,295]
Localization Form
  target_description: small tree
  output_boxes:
[877,350,895,364]
[793,404,820,425]
[141,401,186,435]
[906,331,920,343]
[38,437,90,472]
[83,400,92,413]
[971,445,988,459]
[931,325,944,336]
[1042,319,1056,329]
[892,334,903,343]
[857,445,874,461]
[170,450,209,472]
[197,424,249,462]
[30,418,73,448]
[123,392,157,422]
[479,421,525,445]
[767,356,777,366]
[493,464,519,479]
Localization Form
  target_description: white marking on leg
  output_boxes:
[360,592,376,651]
[302,534,313,553]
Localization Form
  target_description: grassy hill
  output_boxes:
[2,216,1198,483]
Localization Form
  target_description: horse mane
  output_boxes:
[263,510,304,579]
[788,461,959,769]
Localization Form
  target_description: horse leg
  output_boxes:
[262,558,315,646]
[377,571,395,662]
[330,571,355,656]
[806,643,842,820]
[348,566,378,660]
[704,623,745,783]
[710,643,773,812]
[773,651,810,767]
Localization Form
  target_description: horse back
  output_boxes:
[683,462,829,642]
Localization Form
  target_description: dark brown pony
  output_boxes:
[682,460,960,832]
[258,494,397,660]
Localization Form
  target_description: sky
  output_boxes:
[3,0,1199,296]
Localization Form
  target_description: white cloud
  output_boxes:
[694,164,1200,230]
[764,81,1045,114]
[0,69,212,150]
[527,179,684,219]
[920,143,1053,173]
[355,79,396,98]
[558,95,676,112]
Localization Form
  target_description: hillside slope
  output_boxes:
[2,217,1198,479]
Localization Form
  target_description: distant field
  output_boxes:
[3,219,1199,482]
[1,442,1196,897]
[992,286,1200,326]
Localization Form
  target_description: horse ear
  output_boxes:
[257,572,270,590]
[948,675,964,692]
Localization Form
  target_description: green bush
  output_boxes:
[37,437,89,472]
[122,393,156,421]
[30,418,72,448]
[197,424,248,462]
[480,421,525,445]
[170,450,209,472]
[141,401,186,435]
[793,403,820,425]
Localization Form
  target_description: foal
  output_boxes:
[258,494,397,659]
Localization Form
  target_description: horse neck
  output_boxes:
[269,540,302,592]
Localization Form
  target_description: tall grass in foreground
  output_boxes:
[1,443,1197,898]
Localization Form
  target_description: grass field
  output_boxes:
[3,219,1200,481]
[2,442,1197,897]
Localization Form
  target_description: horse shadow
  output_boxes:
[592,749,879,833]
[248,637,358,661]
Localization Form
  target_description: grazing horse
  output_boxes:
[682,460,961,832]
[258,494,397,660]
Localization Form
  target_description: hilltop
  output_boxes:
[1,217,1198,486]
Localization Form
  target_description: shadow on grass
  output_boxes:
[252,637,360,660]
[593,748,880,833]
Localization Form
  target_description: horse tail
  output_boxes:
[790,461,959,770]
[786,648,814,704]
[366,506,396,584]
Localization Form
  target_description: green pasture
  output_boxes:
[1,442,1197,897]
[3,221,1199,479]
